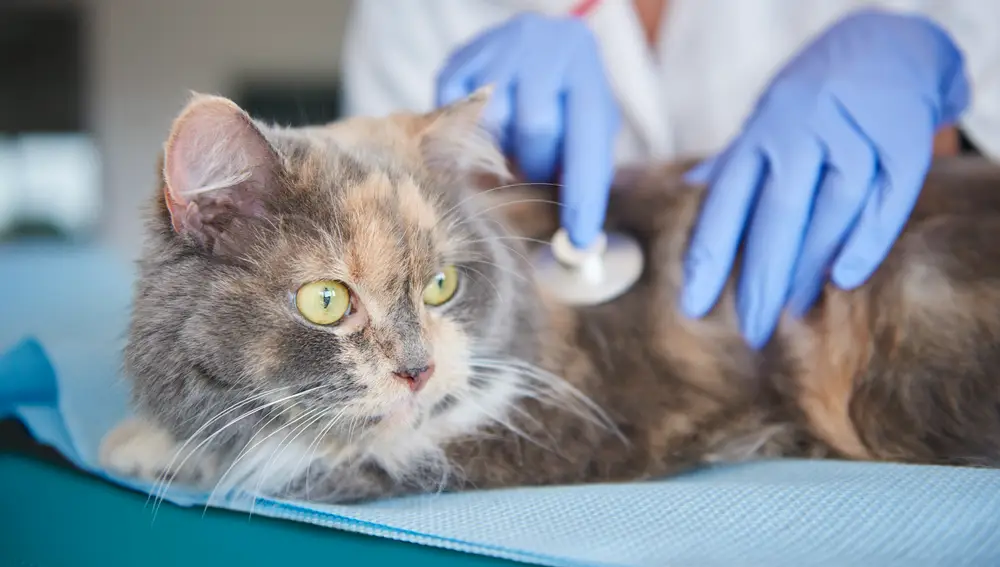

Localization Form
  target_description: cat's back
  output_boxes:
[504,156,1000,468]
[604,155,1000,467]
[607,155,1000,237]
[602,155,1000,306]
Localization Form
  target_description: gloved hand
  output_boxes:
[435,12,620,250]
[681,8,970,349]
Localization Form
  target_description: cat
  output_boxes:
[99,87,1000,505]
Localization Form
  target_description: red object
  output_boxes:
[569,0,602,17]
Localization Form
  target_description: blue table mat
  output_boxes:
[2,240,1000,567]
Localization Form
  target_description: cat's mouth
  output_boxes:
[357,362,448,428]
[373,377,452,427]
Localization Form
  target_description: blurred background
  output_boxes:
[0,0,353,262]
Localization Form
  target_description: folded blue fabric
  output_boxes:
[3,241,1000,567]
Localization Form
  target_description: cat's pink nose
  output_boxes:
[393,363,435,392]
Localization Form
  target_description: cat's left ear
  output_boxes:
[414,86,512,184]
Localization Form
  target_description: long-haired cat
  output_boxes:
[99,88,1000,504]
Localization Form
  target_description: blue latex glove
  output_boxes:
[681,9,970,349]
[435,12,620,249]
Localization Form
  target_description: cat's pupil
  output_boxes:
[435,274,445,288]
[321,288,332,309]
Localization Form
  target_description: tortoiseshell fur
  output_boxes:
[99,91,1000,505]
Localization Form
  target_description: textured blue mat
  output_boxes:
[2,241,999,567]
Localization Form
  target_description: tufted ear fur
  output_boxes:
[408,86,513,185]
[161,93,279,255]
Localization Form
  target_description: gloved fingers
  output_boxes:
[511,57,566,183]
[680,144,766,319]
[559,56,619,249]
[737,136,825,349]
[787,103,877,316]
[475,83,515,156]
[436,65,477,109]
[434,29,522,143]
[831,96,935,289]
[467,50,528,144]
[435,30,501,107]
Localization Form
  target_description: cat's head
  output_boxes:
[126,89,546,452]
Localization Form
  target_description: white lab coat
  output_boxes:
[340,0,1000,164]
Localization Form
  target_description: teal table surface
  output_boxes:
[0,447,516,567]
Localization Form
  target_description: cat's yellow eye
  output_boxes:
[295,280,351,325]
[423,265,460,307]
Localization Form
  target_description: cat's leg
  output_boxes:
[99,417,222,487]
[101,416,407,503]
[278,459,410,504]
[848,216,1000,466]
[789,214,1000,466]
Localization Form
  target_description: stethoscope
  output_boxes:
[527,0,645,306]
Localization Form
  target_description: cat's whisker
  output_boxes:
[450,231,529,259]
[345,410,364,447]
[148,387,291,512]
[274,409,338,499]
[433,185,508,232]
[469,356,625,444]
[462,265,504,304]
[247,407,331,519]
[444,197,569,241]
[150,385,325,518]
[203,404,319,512]
[224,403,300,489]
[302,405,354,497]
[463,234,552,247]
[454,389,556,453]
[452,242,538,273]
[491,181,565,191]
[143,384,292,511]
[460,258,531,284]
[162,385,292,450]
[433,182,564,234]
[467,196,568,218]
[459,230,536,271]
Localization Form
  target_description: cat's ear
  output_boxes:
[414,86,512,184]
[161,93,278,254]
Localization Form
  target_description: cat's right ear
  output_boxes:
[161,93,278,255]
[414,86,513,185]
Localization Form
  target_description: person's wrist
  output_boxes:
[933,126,960,157]
[835,9,968,124]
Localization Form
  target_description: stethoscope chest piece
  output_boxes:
[530,228,644,306]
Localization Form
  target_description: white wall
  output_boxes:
[85,0,352,260]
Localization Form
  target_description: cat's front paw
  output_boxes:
[98,417,218,487]
[282,460,401,505]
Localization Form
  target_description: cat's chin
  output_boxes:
[372,387,456,431]
[371,395,423,426]
[380,406,419,430]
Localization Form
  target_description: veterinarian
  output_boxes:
[340,0,1000,348]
